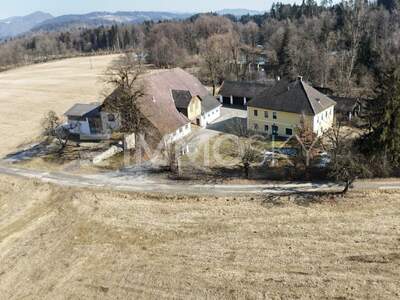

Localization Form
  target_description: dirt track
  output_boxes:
[0,54,120,158]
[0,174,399,299]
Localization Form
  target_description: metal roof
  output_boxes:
[64,102,102,117]
[199,95,222,113]
[219,80,276,98]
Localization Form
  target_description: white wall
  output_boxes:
[313,106,335,136]
[167,122,192,143]
[200,106,221,127]
[67,119,91,135]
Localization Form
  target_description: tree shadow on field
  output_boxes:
[3,141,49,162]
[261,189,345,208]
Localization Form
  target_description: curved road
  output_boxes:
[1,163,400,196]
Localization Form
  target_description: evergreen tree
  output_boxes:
[277,26,294,79]
[360,67,400,167]
[377,0,399,12]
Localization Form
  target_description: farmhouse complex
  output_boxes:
[64,65,336,146]
[65,68,221,144]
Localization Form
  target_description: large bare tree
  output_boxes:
[199,34,232,96]
[324,122,370,194]
[103,52,146,135]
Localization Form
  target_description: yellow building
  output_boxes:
[247,77,336,137]
[172,90,202,122]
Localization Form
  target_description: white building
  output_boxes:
[64,102,119,140]
[198,95,222,127]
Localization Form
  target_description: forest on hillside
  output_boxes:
[0,0,399,97]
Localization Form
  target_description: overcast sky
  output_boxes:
[0,0,300,19]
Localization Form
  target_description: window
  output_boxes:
[272,125,278,135]
[273,112,277,119]
[254,110,258,117]
[107,114,115,122]
[254,123,259,130]
[264,125,269,132]
[286,128,293,136]
[264,111,269,118]
[186,124,189,130]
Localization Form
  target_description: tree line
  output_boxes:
[1,0,399,97]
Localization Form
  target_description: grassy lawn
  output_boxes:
[0,54,120,158]
[0,174,399,299]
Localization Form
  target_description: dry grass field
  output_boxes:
[0,55,120,158]
[0,174,399,299]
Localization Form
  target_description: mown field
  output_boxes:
[0,174,399,299]
[0,54,120,158]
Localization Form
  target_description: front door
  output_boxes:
[272,125,279,136]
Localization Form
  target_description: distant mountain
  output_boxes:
[0,9,264,39]
[216,9,264,16]
[32,11,193,32]
[0,11,53,39]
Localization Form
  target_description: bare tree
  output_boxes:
[292,116,322,169]
[103,53,146,136]
[338,0,367,94]
[199,34,231,95]
[239,141,258,179]
[147,32,187,68]
[324,122,370,194]
[41,110,71,152]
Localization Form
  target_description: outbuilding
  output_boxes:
[198,95,222,127]
[218,80,275,107]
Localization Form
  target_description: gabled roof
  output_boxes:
[198,95,222,113]
[104,68,208,136]
[64,102,102,117]
[247,78,336,116]
[219,80,276,98]
[172,90,192,109]
[329,96,364,113]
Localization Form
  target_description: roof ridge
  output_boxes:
[299,80,317,115]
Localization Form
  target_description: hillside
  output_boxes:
[216,8,264,16]
[0,54,119,158]
[0,9,263,38]
[0,174,399,298]
[0,11,53,39]
[32,11,192,32]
